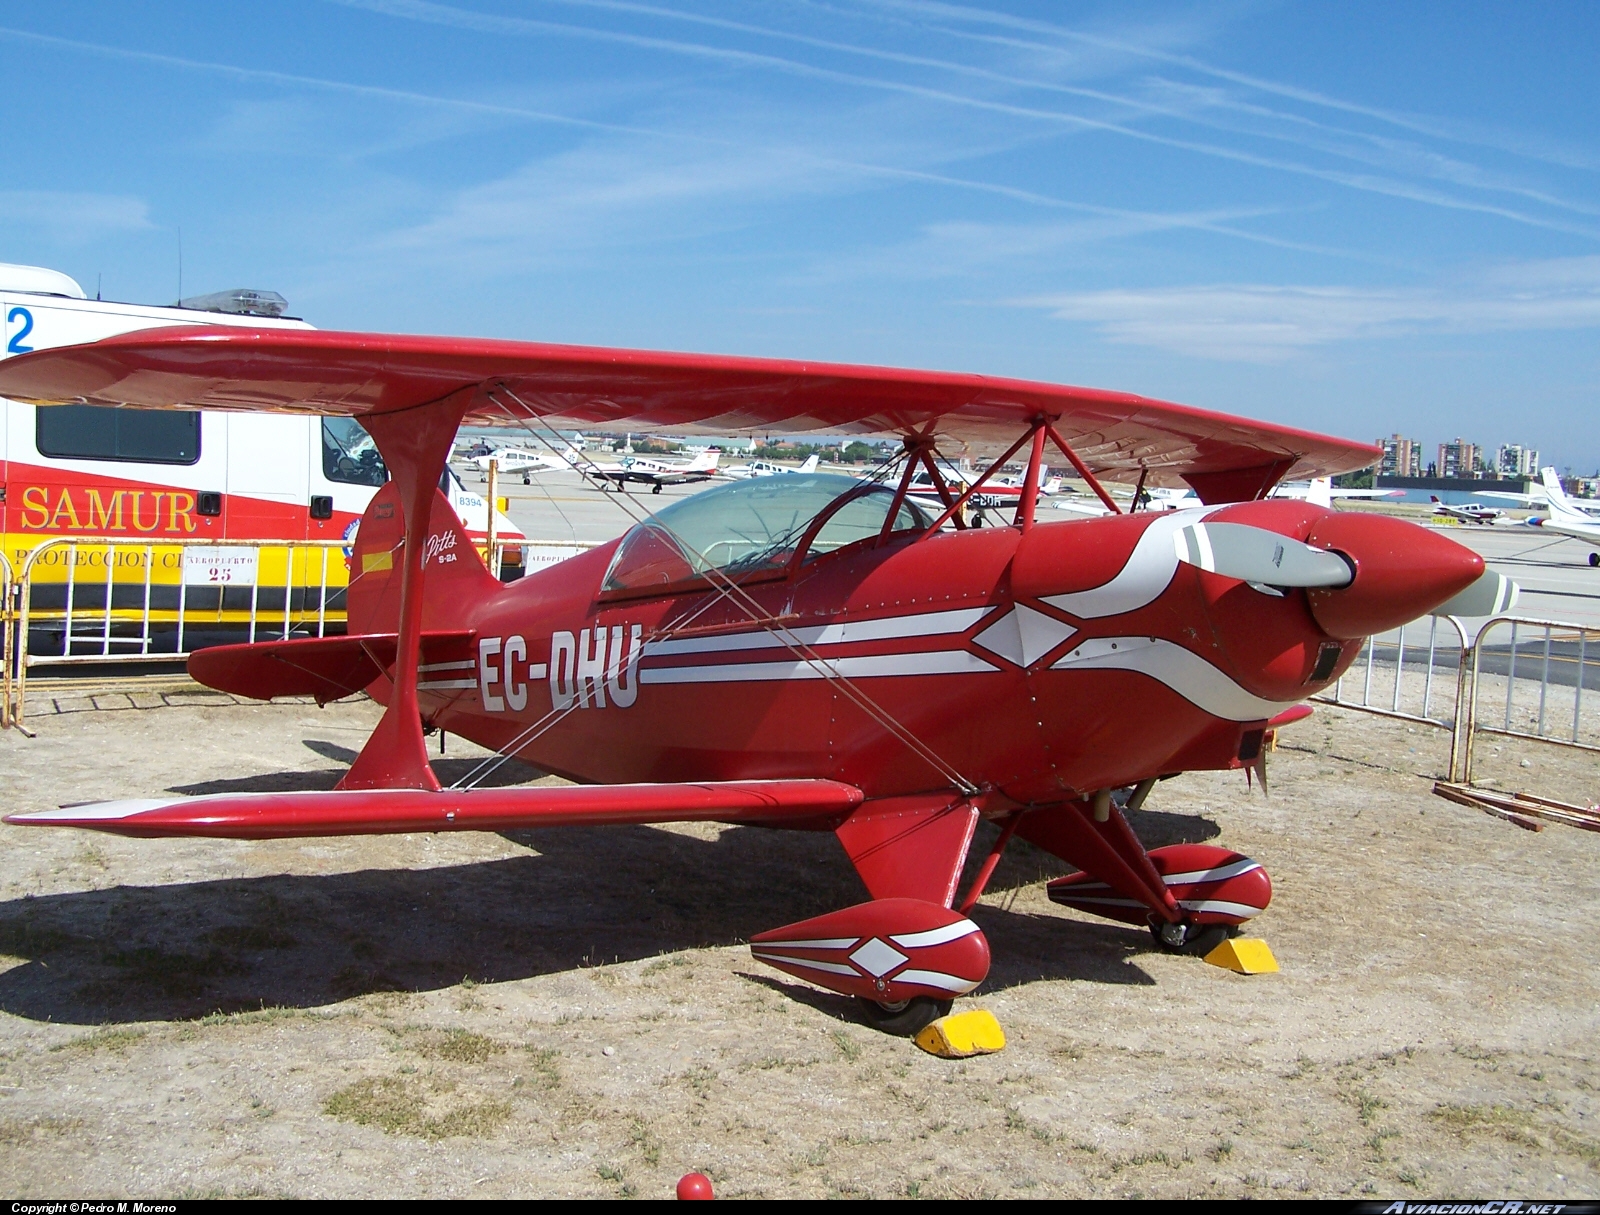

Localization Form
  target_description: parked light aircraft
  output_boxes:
[0,327,1515,1034]
[585,448,721,493]
[1052,477,1394,519]
[1526,467,1600,565]
[1475,479,1600,518]
[472,444,575,483]
[722,454,821,479]
[1430,496,1505,525]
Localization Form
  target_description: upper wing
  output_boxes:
[4,778,865,839]
[0,325,1377,489]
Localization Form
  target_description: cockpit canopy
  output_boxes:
[602,472,932,595]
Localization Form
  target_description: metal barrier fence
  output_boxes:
[1,550,14,729]
[1315,613,1600,785]
[1313,614,1473,778]
[1460,615,1600,782]
[5,534,598,727]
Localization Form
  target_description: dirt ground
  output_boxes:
[0,684,1596,1199]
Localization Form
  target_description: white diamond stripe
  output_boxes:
[889,919,981,949]
[849,937,910,978]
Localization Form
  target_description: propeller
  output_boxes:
[1430,569,1519,618]
[1174,522,1354,589]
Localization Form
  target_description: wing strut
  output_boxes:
[337,388,477,791]
[1044,422,1123,516]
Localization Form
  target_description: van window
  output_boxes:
[321,417,388,486]
[36,405,200,465]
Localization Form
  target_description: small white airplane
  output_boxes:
[1475,480,1600,518]
[1430,495,1505,525]
[1052,475,1398,518]
[585,448,722,493]
[1527,467,1600,565]
[472,444,575,482]
[903,468,1061,517]
[722,453,822,479]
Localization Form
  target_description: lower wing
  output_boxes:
[6,779,865,839]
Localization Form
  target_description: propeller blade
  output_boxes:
[1174,522,1354,589]
[1431,569,1519,618]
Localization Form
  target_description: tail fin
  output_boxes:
[1307,477,1333,509]
[798,454,820,473]
[347,481,501,636]
[1539,466,1590,522]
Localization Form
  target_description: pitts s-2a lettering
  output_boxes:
[0,327,1516,1034]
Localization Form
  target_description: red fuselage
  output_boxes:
[360,491,1476,812]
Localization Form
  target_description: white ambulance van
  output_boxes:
[0,263,523,654]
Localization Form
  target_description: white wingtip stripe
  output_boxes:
[13,798,178,822]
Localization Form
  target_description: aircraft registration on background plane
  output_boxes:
[0,325,1516,1035]
[1430,496,1506,525]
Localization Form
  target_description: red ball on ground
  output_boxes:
[676,1172,715,1200]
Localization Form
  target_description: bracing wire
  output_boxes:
[460,389,980,795]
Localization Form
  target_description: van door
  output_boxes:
[226,414,309,541]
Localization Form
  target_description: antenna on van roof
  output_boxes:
[177,228,183,304]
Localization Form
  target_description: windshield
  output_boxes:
[602,473,928,593]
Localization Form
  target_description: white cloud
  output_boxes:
[0,191,151,242]
[1016,258,1600,362]
[376,138,865,271]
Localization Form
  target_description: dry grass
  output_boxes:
[49,1027,147,1056]
[322,1074,512,1140]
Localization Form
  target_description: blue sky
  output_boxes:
[3,1,1598,469]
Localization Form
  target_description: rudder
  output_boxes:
[347,481,502,636]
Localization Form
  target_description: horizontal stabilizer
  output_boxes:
[188,631,473,703]
[5,779,865,839]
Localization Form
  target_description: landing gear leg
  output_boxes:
[855,995,952,1036]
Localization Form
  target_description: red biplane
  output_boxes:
[0,328,1514,1033]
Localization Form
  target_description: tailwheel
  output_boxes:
[855,995,952,1036]
[1149,919,1238,957]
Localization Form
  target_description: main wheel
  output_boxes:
[1149,920,1236,957]
[1589,552,1599,567]
[855,995,952,1036]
